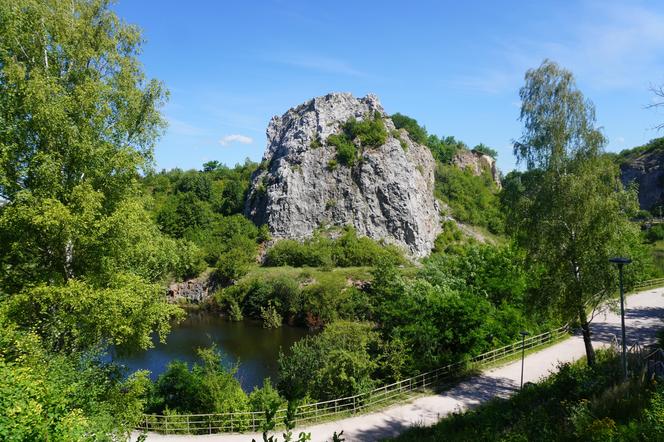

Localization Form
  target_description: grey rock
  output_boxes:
[452,149,501,188]
[620,148,664,211]
[167,274,216,303]
[245,92,441,257]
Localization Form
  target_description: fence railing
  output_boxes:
[138,278,664,435]
[634,278,664,291]
[138,325,569,434]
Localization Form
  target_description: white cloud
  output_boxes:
[455,1,664,94]
[219,134,254,146]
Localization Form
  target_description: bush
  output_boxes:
[390,350,664,442]
[328,133,357,166]
[327,114,387,167]
[248,378,285,412]
[277,321,379,400]
[646,224,664,242]
[264,227,404,268]
[344,113,387,148]
[147,346,249,415]
[260,301,282,328]
[435,164,504,233]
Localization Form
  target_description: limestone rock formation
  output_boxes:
[167,273,216,303]
[620,143,664,211]
[245,92,441,257]
[452,149,501,188]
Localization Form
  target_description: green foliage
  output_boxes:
[0,2,186,436]
[509,60,650,365]
[327,114,387,167]
[0,310,151,441]
[219,267,374,328]
[309,133,322,149]
[264,227,405,268]
[389,351,664,442]
[327,133,357,166]
[147,345,249,414]
[616,137,664,164]
[343,114,387,148]
[0,0,166,204]
[391,113,467,163]
[249,378,285,413]
[646,224,664,243]
[391,113,428,144]
[6,274,184,354]
[260,302,283,328]
[369,248,541,374]
[436,164,504,233]
[277,322,379,400]
[473,143,498,158]
[432,220,466,253]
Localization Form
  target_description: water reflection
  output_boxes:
[114,312,310,392]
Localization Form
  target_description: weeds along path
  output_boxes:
[136,287,664,442]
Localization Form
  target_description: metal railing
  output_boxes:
[633,278,664,291]
[138,278,664,435]
[138,325,569,434]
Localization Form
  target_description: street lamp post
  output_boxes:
[519,331,529,389]
[609,257,632,379]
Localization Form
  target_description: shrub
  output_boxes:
[435,164,504,234]
[327,114,387,167]
[147,346,249,415]
[264,227,404,268]
[472,143,498,159]
[260,301,282,328]
[328,133,357,166]
[248,378,285,412]
[277,322,379,400]
[344,113,387,148]
[646,224,664,242]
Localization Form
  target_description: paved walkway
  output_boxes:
[136,288,664,442]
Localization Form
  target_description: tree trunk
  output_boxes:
[578,306,595,366]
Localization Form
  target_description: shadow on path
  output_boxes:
[587,305,664,345]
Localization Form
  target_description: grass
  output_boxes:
[652,240,664,278]
[386,349,663,442]
[240,265,374,286]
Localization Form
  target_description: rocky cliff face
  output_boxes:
[245,93,441,257]
[452,149,501,188]
[620,143,664,211]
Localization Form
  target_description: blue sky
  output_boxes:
[113,0,664,173]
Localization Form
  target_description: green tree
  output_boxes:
[0,1,186,435]
[277,321,379,400]
[510,60,646,365]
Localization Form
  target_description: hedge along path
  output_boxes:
[135,285,664,442]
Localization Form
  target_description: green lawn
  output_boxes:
[240,265,374,287]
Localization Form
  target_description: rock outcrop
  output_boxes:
[167,273,216,303]
[620,141,664,211]
[245,92,441,257]
[452,149,501,188]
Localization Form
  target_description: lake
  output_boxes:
[113,312,311,392]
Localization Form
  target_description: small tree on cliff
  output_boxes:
[509,60,644,366]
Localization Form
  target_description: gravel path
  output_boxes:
[136,287,664,442]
